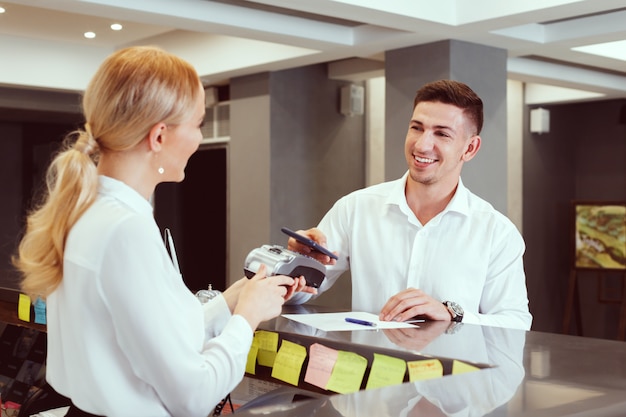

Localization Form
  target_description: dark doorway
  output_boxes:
[154,145,228,292]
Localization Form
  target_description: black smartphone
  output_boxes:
[281,227,338,260]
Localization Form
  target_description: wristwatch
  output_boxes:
[443,300,464,322]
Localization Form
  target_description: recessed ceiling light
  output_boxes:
[0,6,6,13]
[84,31,96,39]
[572,40,626,62]
[110,23,123,31]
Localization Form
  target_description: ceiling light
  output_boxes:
[84,31,96,39]
[572,40,626,62]
[110,23,123,31]
[0,6,6,13]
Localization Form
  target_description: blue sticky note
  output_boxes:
[34,297,47,325]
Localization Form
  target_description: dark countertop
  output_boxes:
[2,300,625,416]
[235,304,626,417]
[0,299,46,332]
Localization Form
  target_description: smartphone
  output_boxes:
[281,227,338,260]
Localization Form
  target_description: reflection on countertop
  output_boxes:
[234,304,626,417]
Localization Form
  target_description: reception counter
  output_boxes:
[2,301,626,416]
[234,304,626,417]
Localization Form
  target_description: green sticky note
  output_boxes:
[326,350,368,394]
[271,340,307,386]
[407,359,443,381]
[365,353,406,390]
[18,294,31,322]
[254,330,279,367]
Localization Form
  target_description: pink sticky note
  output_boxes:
[304,343,339,389]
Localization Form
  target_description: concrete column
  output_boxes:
[385,40,508,212]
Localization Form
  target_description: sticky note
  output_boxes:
[326,350,367,394]
[18,294,31,322]
[452,360,480,375]
[407,359,443,381]
[271,340,307,386]
[33,298,47,325]
[246,338,259,375]
[366,353,406,390]
[304,343,339,389]
[254,330,279,367]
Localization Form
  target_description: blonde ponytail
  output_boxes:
[15,130,99,299]
[14,45,201,299]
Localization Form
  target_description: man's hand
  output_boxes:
[379,288,451,322]
[284,276,318,300]
[286,228,338,265]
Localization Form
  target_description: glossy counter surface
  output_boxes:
[236,305,626,417]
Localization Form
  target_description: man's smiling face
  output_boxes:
[404,100,479,188]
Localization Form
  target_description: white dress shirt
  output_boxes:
[290,172,532,330]
[46,176,253,417]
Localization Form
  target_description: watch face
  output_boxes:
[449,302,463,315]
[444,301,464,322]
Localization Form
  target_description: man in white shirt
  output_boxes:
[288,79,532,331]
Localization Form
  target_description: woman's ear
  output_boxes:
[462,135,481,162]
[147,123,167,152]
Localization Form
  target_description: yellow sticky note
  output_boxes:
[254,330,279,367]
[246,338,259,375]
[271,340,307,386]
[452,360,480,375]
[18,294,31,322]
[407,359,443,381]
[365,353,406,390]
[326,350,368,394]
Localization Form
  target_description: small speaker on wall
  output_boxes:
[530,107,550,134]
[204,86,218,108]
[340,84,364,116]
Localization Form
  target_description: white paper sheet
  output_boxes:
[281,311,420,331]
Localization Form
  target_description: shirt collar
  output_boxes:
[98,175,154,217]
[445,178,470,216]
[387,171,471,218]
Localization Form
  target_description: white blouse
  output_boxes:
[46,176,252,417]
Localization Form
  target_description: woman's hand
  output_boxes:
[223,264,318,328]
[234,268,295,329]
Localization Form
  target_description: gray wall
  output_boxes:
[229,64,365,308]
[524,98,626,337]
[269,65,365,241]
[229,72,272,286]
[385,40,509,213]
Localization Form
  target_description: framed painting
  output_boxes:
[573,201,626,270]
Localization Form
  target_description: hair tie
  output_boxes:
[74,124,99,157]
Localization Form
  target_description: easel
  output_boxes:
[565,202,626,340]
[562,268,626,340]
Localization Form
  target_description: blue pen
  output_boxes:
[345,317,377,327]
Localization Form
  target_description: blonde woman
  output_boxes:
[15,46,310,417]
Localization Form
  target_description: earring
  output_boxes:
[158,166,164,174]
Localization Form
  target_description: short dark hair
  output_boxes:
[413,80,483,135]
